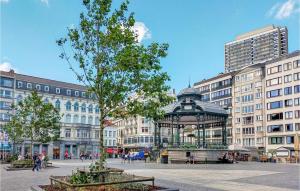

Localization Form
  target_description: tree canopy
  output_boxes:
[5,91,61,155]
[57,0,173,169]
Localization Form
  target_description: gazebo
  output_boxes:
[155,86,228,148]
[154,86,229,163]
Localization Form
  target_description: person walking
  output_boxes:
[32,152,39,171]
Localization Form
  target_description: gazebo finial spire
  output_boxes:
[188,76,191,88]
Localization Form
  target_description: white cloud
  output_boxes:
[0,62,17,72]
[267,0,300,19]
[0,0,9,4]
[40,0,49,6]
[132,22,151,43]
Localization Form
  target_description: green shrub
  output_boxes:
[11,159,34,168]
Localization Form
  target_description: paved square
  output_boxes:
[1,159,299,191]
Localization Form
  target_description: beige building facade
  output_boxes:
[232,64,266,151]
[193,72,234,145]
[264,51,300,152]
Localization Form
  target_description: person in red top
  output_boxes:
[64,150,69,160]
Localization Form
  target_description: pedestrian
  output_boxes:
[32,152,39,171]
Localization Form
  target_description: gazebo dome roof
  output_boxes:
[178,87,201,97]
[163,87,228,116]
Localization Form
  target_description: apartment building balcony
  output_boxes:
[211,94,232,101]
[211,83,232,91]
[62,123,93,129]
[199,89,210,94]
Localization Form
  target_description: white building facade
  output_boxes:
[0,70,102,159]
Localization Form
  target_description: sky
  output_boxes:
[1,0,300,93]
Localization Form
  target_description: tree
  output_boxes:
[3,115,23,155]
[10,91,61,156]
[57,0,173,169]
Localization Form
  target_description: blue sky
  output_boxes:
[1,0,300,92]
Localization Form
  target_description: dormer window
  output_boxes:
[66,89,71,96]
[36,84,41,90]
[17,81,23,88]
[82,92,86,97]
[75,91,79,97]
[44,86,49,92]
[56,88,60,94]
[27,83,32,89]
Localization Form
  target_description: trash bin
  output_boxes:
[161,155,168,164]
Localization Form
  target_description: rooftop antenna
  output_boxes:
[188,76,191,88]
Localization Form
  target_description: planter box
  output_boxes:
[31,185,179,191]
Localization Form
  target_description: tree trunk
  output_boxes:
[99,118,105,169]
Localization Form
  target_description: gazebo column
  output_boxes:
[154,122,157,147]
[202,124,206,148]
[182,125,185,145]
[222,118,227,145]
[158,123,161,148]
[176,116,180,147]
[196,115,200,148]
[171,117,174,147]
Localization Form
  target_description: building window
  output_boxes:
[88,104,93,113]
[267,125,283,133]
[66,89,71,96]
[74,102,79,112]
[266,77,282,87]
[295,110,300,119]
[283,62,292,71]
[295,97,300,106]
[95,105,99,114]
[267,65,282,75]
[267,101,283,109]
[82,92,86,97]
[81,103,86,112]
[256,126,263,132]
[285,111,293,119]
[284,74,293,83]
[17,81,23,88]
[95,130,100,139]
[284,87,292,95]
[65,129,71,138]
[294,72,300,81]
[35,84,41,90]
[293,60,300,68]
[81,115,86,124]
[56,88,60,94]
[75,91,79,97]
[44,86,49,92]
[66,101,71,111]
[88,116,93,124]
[256,115,262,121]
[55,99,60,110]
[0,90,13,98]
[284,99,293,107]
[27,83,32,89]
[286,136,294,144]
[65,114,71,123]
[267,89,282,98]
[295,123,300,131]
[295,85,300,93]
[268,137,283,144]
[142,127,149,133]
[285,124,293,131]
[267,113,283,121]
[73,115,79,123]
[95,117,99,125]
[255,103,262,110]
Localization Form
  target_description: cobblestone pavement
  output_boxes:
[1,159,299,191]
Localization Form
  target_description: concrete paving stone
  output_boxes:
[0,159,299,191]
